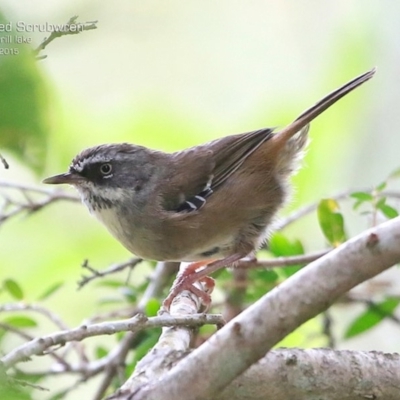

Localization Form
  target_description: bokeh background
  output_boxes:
[1,1,400,397]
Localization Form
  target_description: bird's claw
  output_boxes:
[162,272,215,311]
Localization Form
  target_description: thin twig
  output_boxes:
[0,180,79,225]
[237,249,329,269]
[0,322,71,368]
[0,180,78,196]
[92,262,179,400]
[276,188,400,231]
[34,16,98,59]
[223,269,248,321]
[322,310,336,348]
[78,258,143,289]
[2,313,224,370]
[0,153,9,169]
[0,303,88,366]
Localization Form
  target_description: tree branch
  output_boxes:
[108,348,400,400]
[0,153,9,169]
[1,313,223,370]
[0,180,79,225]
[91,261,179,400]
[236,249,329,269]
[216,349,400,400]
[34,16,98,59]
[78,258,143,289]
[117,216,400,400]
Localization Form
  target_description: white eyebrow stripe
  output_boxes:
[72,155,112,172]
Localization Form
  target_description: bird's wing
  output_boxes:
[162,128,273,213]
[160,147,215,212]
[207,128,273,190]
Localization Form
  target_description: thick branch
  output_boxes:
[125,216,400,400]
[216,348,400,400]
[110,348,400,400]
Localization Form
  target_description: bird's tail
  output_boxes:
[271,68,376,149]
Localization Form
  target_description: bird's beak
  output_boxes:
[42,172,84,185]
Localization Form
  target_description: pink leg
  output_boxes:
[162,254,244,310]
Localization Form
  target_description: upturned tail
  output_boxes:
[271,68,376,148]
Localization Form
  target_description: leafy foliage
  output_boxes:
[3,279,24,300]
[0,12,49,174]
[345,297,400,339]
[317,199,347,246]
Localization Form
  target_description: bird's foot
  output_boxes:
[162,254,244,311]
[162,260,216,311]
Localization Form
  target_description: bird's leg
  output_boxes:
[162,260,215,310]
[162,254,244,310]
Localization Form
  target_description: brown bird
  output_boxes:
[43,68,375,309]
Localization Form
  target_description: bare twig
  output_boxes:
[0,303,87,366]
[78,258,143,289]
[0,180,79,225]
[276,188,400,231]
[0,153,9,169]
[92,262,179,400]
[34,16,98,59]
[0,181,78,196]
[0,303,70,331]
[223,269,248,321]
[0,322,70,368]
[237,249,330,269]
[1,313,224,370]
[322,310,336,348]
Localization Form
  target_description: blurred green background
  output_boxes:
[1,0,400,397]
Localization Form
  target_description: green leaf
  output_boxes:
[96,280,125,288]
[388,166,400,180]
[374,197,399,218]
[37,282,63,301]
[350,191,373,202]
[352,200,363,210]
[97,297,124,306]
[375,181,387,192]
[0,326,7,344]
[252,269,279,283]
[375,197,386,209]
[376,201,398,219]
[281,264,304,278]
[3,279,24,300]
[246,269,278,303]
[269,232,304,257]
[145,298,160,317]
[345,297,400,339]
[48,392,67,400]
[95,346,108,359]
[0,12,49,173]
[268,233,305,277]
[3,316,37,328]
[317,199,347,246]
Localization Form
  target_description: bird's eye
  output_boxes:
[99,163,112,176]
